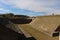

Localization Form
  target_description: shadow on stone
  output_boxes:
[0,23,36,40]
[53,33,59,37]
[27,37,36,40]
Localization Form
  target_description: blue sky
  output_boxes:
[0,0,60,16]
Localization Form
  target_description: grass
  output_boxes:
[30,16,60,36]
[18,24,59,40]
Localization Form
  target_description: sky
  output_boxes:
[0,0,60,16]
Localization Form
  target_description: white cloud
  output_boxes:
[0,8,4,10]
[0,0,60,15]
[0,8,10,11]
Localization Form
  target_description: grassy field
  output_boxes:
[18,24,59,40]
[30,16,60,37]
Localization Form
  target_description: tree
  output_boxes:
[14,15,30,18]
[5,13,14,17]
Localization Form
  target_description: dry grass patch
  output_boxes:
[18,24,59,40]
